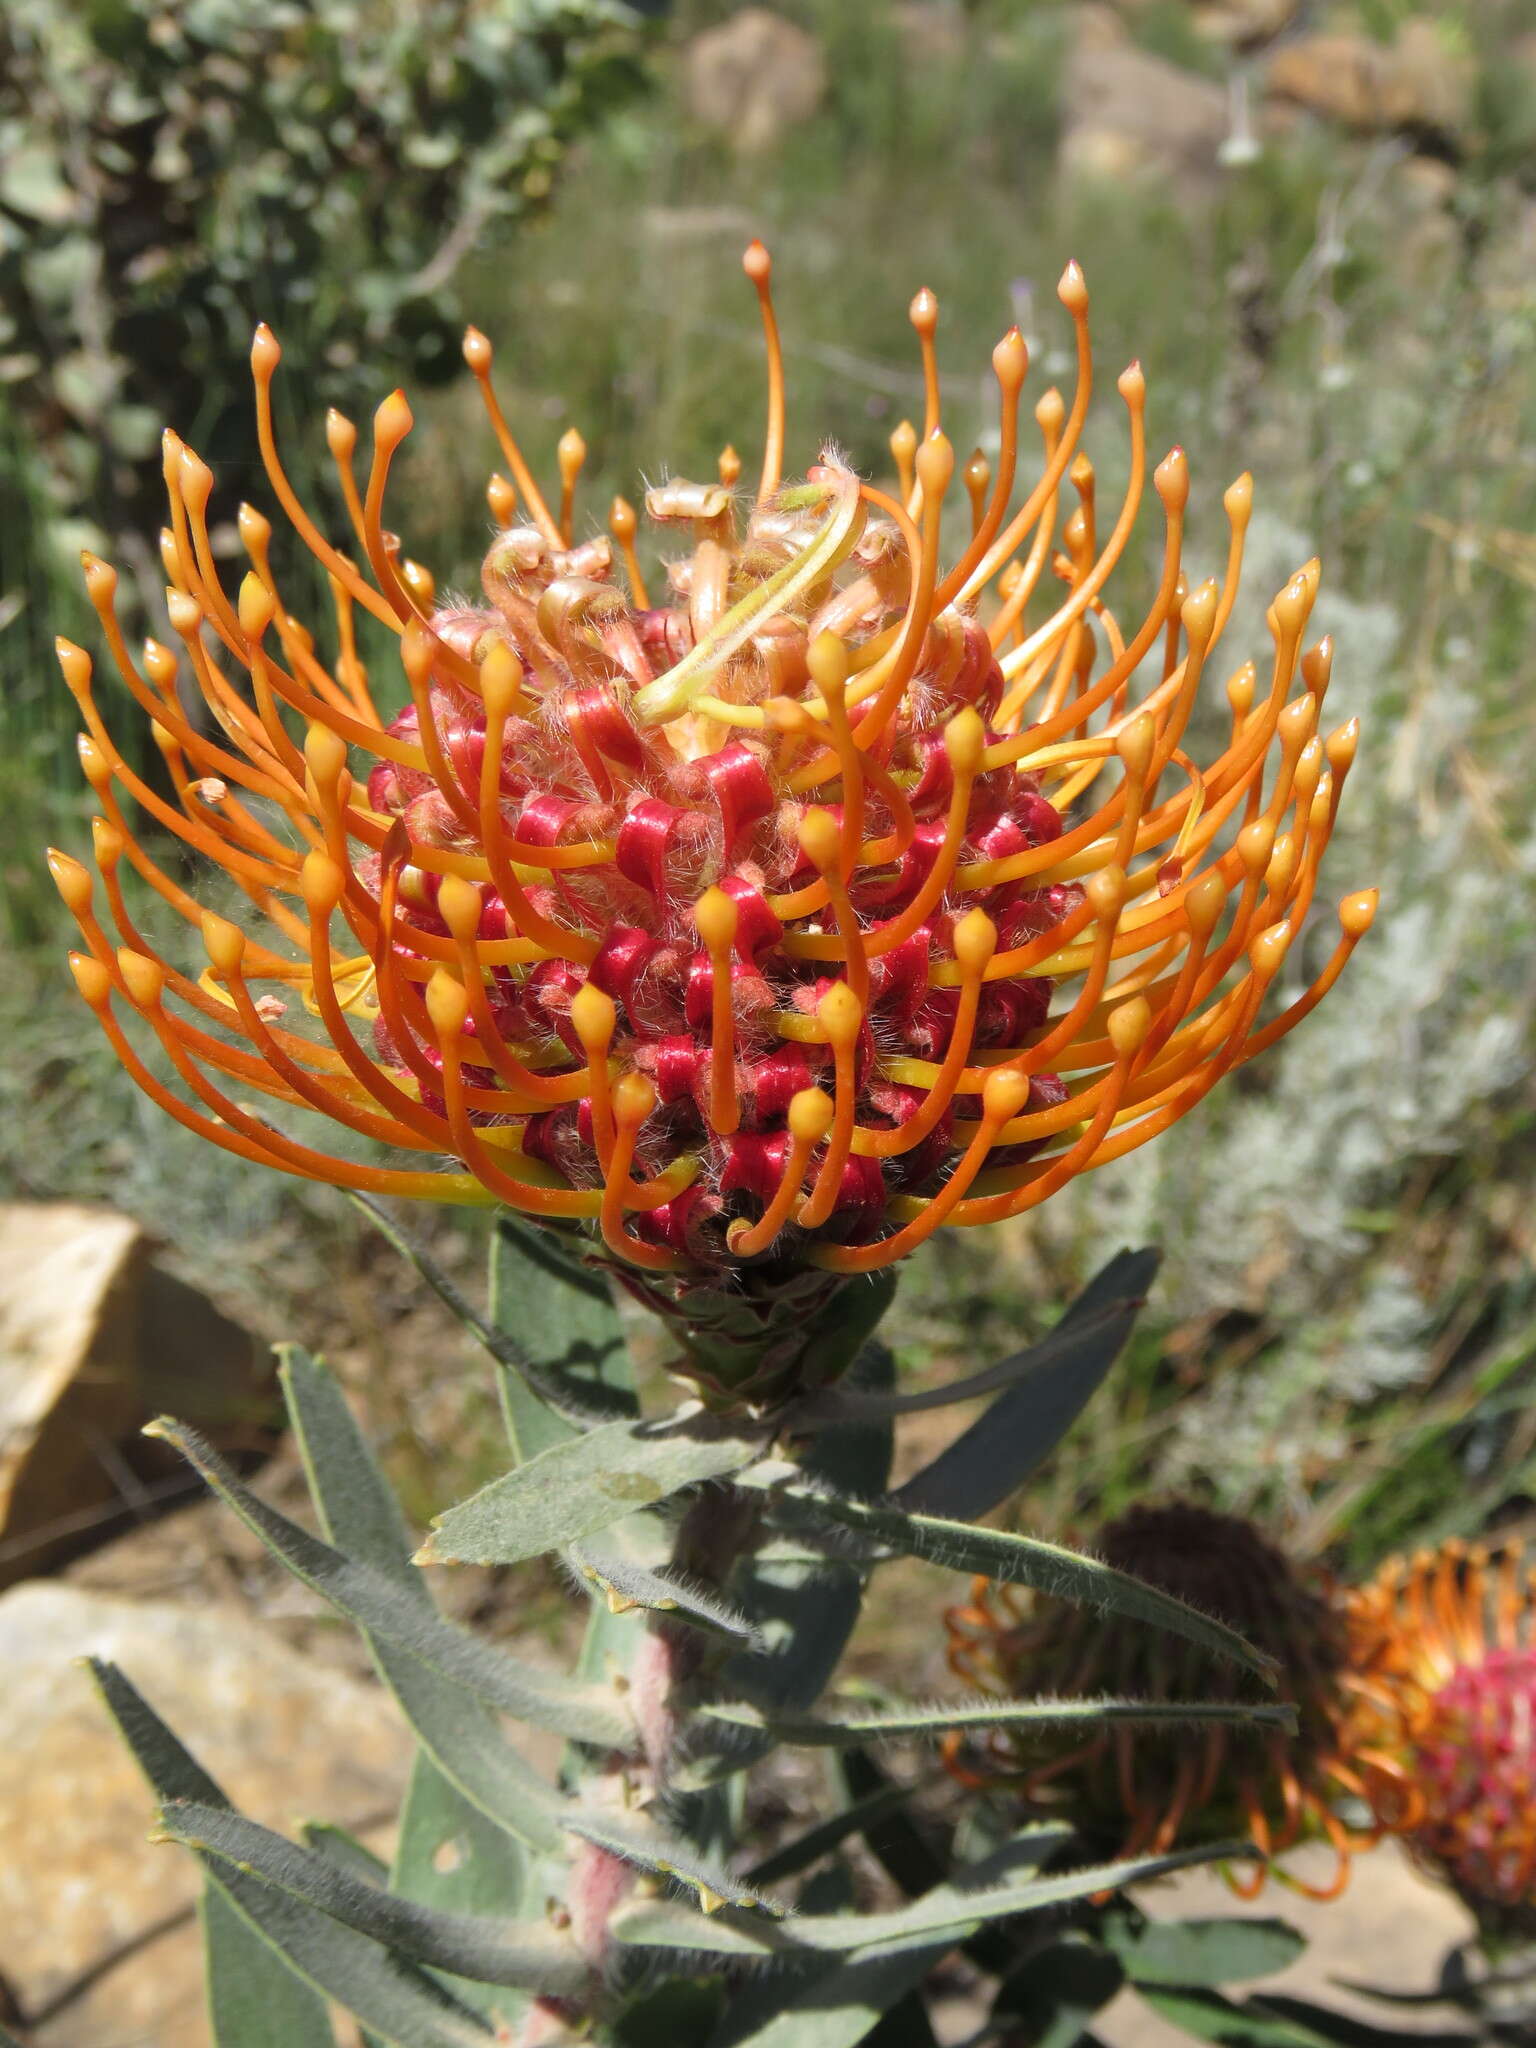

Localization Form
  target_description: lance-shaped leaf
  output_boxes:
[719,1346,897,1742]
[301,1823,390,2048]
[745,1780,920,1888]
[786,1290,1144,1433]
[702,1694,1297,1746]
[620,1836,1249,1963]
[420,1416,766,1567]
[301,1820,390,1885]
[568,1536,758,1641]
[896,1247,1160,1518]
[146,1418,631,1747]
[1134,1986,1475,2048]
[563,1808,782,1917]
[202,1884,336,2048]
[90,1661,497,2048]
[281,1348,562,1852]
[992,1939,1126,2048]
[389,1751,539,2028]
[710,1948,949,2048]
[490,1214,637,1461]
[1247,1996,1476,2048]
[743,1478,1278,1685]
[1105,1911,1306,1987]
[836,1748,953,1901]
[489,1227,657,1713]
[158,1804,588,1996]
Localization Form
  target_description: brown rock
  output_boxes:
[1061,8,1231,200]
[1265,21,1473,140]
[0,1580,408,2045]
[1190,0,1299,47]
[682,7,826,154]
[0,1203,269,1587]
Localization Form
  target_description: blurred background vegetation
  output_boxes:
[4,0,1535,1579]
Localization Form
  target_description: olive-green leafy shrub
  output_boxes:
[0,0,644,577]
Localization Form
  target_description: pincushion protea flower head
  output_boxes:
[1345,1538,1536,1917]
[51,242,1372,1327]
[945,1503,1381,1898]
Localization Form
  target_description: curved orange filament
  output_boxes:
[727,1086,835,1259]
[600,1076,686,1270]
[744,241,786,504]
[854,911,994,1160]
[250,329,400,630]
[796,982,864,1231]
[814,1065,1035,1272]
[695,887,742,1138]
[461,327,562,546]
[477,665,600,966]
[964,266,1092,600]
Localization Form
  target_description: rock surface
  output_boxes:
[1191,0,1299,47]
[0,1579,409,2045]
[0,1203,268,1587]
[1060,7,1232,198]
[1265,21,1474,141]
[682,7,826,154]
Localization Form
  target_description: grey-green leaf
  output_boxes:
[747,1481,1278,1685]
[280,1350,563,1851]
[350,1197,628,1438]
[159,1802,587,1996]
[146,1418,631,1748]
[1242,1995,1475,2048]
[422,1418,765,1567]
[563,1809,781,1916]
[389,1748,538,2031]
[491,1214,634,1459]
[896,1247,1159,1517]
[711,1948,950,2048]
[203,1883,336,2048]
[1133,1987,1351,2048]
[1107,1913,1306,1988]
[280,1346,422,1596]
[702,1695,1297,1747]
[568,1537,759,1641]
[613,1837,1254,1960]
[745,1780,918,1888]
[992,1938,1126,2048]
[89,1662,496,2048]
[301,1820,390,1885]
[718,1345,896,1741]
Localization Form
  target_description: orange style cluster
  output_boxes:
[944,1503,1397,1898]
[53,244,1373,1275]
[1346,1538,1536,1913]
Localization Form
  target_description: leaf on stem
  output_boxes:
[419,1416,767,1567]
[145,1417,632,1748]
[613,1835,1257,1961]
[742,1479,1280,1686]
[895,1247,1160,1518]
[280,1349,563,1849]
[89,1660,498,2048]
[562,1809,782,1918]
[157,1803,588,1997]
[701,1695,1297,1746]
[568,1535,759,1640]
